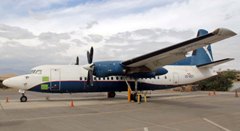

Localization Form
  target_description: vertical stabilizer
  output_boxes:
[190,29,213,65]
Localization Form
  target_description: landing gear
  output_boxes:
[107,92,116,98]
[20,94,27,102]
[19,89,27,102]
[124,78,143,103]
[131,93,142,102]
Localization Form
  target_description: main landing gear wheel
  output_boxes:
[107,92,116,98]
[20,94,27,102]
[131,93,142,102]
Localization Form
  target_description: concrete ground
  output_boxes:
[0,90,240,131]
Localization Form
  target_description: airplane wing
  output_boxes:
[122,28,236,74]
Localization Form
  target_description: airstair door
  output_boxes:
[50,69,61,91]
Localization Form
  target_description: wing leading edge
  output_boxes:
[122,28,236,74]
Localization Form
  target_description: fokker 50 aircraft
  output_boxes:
[3,28,237,102]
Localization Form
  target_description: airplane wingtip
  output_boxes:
[213,28,237,37]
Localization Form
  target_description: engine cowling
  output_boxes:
[93,61,125,77]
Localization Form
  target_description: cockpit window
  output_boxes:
[31,70,36,74]
[31,70,42,74]
[36,70,42,74]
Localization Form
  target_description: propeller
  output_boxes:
[84,47,94,86]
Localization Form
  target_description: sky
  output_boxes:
[0,0,240,74]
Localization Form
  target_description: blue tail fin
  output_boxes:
[172,29,214,66]
[190,29,213,65]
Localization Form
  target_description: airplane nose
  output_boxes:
[3,78,16,88]
[2,79,11,88]
[2,76,27,89]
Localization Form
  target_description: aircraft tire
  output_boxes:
[107,92,116,98]
[132,93,142,102]
[20,95,27,102]
[132,93,137,102]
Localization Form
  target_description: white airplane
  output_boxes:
[3,28,237,102]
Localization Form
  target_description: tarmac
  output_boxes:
[0,90,240,131]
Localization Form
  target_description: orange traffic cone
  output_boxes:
[70,100,74,107]
[6,97,9,103]
[235,90,239,97]
[208,92,212,96]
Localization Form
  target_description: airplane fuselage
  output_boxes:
[4,65,216,93]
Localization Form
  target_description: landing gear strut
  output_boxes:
[20,94,27,102]
[107,92,116,98]
[125,78,142,103]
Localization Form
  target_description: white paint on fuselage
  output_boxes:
[3,64,216,91]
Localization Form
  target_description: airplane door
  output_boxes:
[173,72,179,84]
[50,69,61,91]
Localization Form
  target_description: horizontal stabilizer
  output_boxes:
[197,58,234,68]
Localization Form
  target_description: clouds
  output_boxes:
[0,24,35,39]
[38,32,71,44]
[0,0,240,74]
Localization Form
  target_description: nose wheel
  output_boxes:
[20,94,27,102]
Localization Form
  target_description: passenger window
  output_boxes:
[84,77,87,81]
[116,77,119,80]
[94,77,96,80]
[111,77,113,80]
[80,77,82,80]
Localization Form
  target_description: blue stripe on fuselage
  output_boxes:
[28,81,178,93]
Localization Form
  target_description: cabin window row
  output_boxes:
[79,76,166,81]
[79,76,124,81]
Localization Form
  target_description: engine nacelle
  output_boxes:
[154,68,168,75]
[93,61,125,77]
[92,61,168,78]
[129,67,168,78]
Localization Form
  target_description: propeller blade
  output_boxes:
[87,51,91,64]
[86,46,94,86]
[75,56,79,65]
[87,47,94,64]
[90,46,94,58]
[87,70,93,86]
